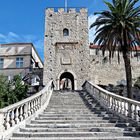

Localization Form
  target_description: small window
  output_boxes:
[63,28,69,36]
[16,57,23,68]
[35,62,39,67]
[0,58,4,69]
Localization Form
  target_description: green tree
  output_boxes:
[90,0,140,98]
[0,75,9,108]
[0,75,29,108]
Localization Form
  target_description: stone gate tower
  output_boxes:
[43,8,90,90]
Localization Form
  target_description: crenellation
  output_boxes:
[58,8,64,13]
[68,8,76,13]
[80,8,88,14]
[46,8,54,14]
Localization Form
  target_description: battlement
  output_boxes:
[46,7,87,14]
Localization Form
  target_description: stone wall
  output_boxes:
[89,49,140,86]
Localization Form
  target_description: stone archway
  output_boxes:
[59,72,75,90]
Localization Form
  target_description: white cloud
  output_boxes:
[0,34,6,39]
[88,14,98,43]
[8,32,20,39]
[0,31,43,55]
[23,35,37,42]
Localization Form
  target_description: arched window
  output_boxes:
[63,28,69,36]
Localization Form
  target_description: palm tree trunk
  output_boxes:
[122,51,132,99]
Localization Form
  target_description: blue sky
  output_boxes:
[0,0,139,61]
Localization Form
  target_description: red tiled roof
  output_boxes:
[89,44,100,49]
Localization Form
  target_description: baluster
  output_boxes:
[107,95,110,108]
[133,104,135,119]
[0,112,5,132]
[127,102,132,118]
[104,95,107,106]
[120,100,123,114]
[123,101,127,116]
[111,97,114,110]
[5,111,10,130]
[28,102,31,116]
[34,99,37,111]
[32,100,35,113]
[10,109,15,126]
[34,100,37,112]
[37,97,40,109]
[19,106,23,121]
[15,107,19,124]
[134,105,137,120]
[113,98,116,111]
[23,103,28,119]
[117,99,119,112]
[30,101,34,114]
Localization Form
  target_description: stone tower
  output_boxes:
[43,8,90,90]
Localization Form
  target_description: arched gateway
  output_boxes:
[43,8,90,90]
[59,71,76,90]
[60,72,74,90]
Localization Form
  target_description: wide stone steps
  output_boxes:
[25,122,118,128]
[19,127,123,132]
[35,116,103,120]
[9,137,140,140]
[9,91,140,140]
[12,131,125,137]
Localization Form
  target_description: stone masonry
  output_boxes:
[43,8,90,90]
[89,46,140,86]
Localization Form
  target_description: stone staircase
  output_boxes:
[9,91,140,140]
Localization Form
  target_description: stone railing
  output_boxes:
[0,80,54,139]
[83,81,140,124]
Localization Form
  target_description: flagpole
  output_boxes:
[65,0,67,12]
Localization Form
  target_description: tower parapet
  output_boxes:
[46,7,87,14]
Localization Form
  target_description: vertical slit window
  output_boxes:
[63,28,69,36]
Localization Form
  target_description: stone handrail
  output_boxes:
[0,80,54,139]
[82,81,140,124]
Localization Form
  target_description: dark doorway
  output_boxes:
[60,72,74,90]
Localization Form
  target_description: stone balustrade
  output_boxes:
[83,81,140,124]
[0,80,54,139]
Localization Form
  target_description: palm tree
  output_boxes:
[90,0,140,99]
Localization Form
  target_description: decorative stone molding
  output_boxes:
[0,80,54,139]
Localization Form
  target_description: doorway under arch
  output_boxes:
[59,72,74,90]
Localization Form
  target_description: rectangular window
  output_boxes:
[16,57,23,68]
[0,58,4,69]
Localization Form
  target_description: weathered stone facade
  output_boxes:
[43,8,90,90]
[89,45,140,86]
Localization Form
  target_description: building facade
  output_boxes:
[0,43,43,86]
[43,8,90,90]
